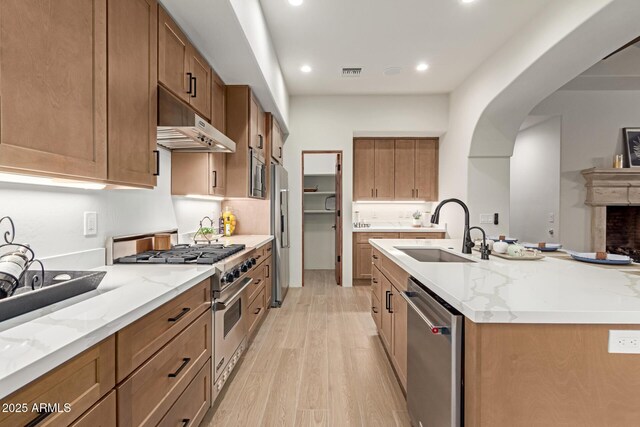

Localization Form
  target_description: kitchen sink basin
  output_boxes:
[397,248,475,263]
[0,270,106,322]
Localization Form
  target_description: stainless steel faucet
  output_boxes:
[430,198,474,254]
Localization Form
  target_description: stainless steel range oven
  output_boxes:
[212,252,258,400]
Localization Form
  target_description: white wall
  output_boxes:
[285,94,449,287]
[530,90,640,251]
[0,149,221,260]
[304,153,337,175]
[510,116,561,244]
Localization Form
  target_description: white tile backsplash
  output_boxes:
[353,202,435,226]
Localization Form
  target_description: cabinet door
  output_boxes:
[371,291,382,331]
[258,102,266,156]
[392,284,407,388]
[158,7,189,103]
[209,153,226,196]
[107,0,157,188]
[353,139,375,200]
[394,140,415,200]
[415,139,438,201]
[249,96,260,150]
[265,255,273,307]
[380,275,393,351]
[211,71,226,132]
[0,0,107,180]
[355,243,373,279]
[187,46,211,120]
[70,391,116,427]
[171,152,209,196]
[374,139,395,200]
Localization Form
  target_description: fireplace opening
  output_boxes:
[606,206,640,262]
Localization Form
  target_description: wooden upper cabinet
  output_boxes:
[158,7,189,103]
[374,139,395,200]
[353,139,375,200]
[158,7,211,120]
[211,71,226,132]
[107,0,158,188]
[394,140,416,200]
[171,152,225,197]
[187,46,211,120]
[415,139,439,201]
[249,94,266,156]
[268,113,284,164]
[0,0,108,180]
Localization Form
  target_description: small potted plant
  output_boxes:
[412,210,423,227]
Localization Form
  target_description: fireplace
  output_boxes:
[582,168,640,256]
[606,206,640,262]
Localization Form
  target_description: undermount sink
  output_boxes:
[397,248,476,263]
[0,271,106,322]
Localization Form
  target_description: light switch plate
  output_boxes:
[479,214,493,224]
[548,212,555,223]
[608,330,640,354]
[84,212,97,236]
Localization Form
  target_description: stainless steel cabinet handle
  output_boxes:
[400,291,449,335]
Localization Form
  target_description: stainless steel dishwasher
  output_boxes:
[401,277,463,427]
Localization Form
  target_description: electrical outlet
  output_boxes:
[84,212,97,237]
[479,214,493,224]
[609,330,640,354]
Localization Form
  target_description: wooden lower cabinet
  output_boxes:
[265,255,273,307]
[70,391,116,427]
[371,290,382,331]
[354,232,444,281]
[391,284,407,389]
[0,337,115,427]
[379,273,393,350]
[117,311,211,427]
[247,287,267,338]
[158,359,211,427]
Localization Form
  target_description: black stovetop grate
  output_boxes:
[115,244,246,265]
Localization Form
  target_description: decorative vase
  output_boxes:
[412,218,422,227]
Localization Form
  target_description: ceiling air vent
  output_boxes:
[341,67,363,77]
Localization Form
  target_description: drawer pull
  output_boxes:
[372,307,378,314]
[25,411,52,427]
[372,278,378,284]
[168,357,191,378]
[168,307,190,322]
[372,255,379,260]
[254,307,262,315]
[266,245,272,252]
[254,279,262,285]
[255,254,262,261]
[182,419,191,427]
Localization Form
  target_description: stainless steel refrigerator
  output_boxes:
[271,164,290,307]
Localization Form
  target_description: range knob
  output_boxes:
[240,263,248,273]
[250,257,257,266]
[224,273,235,283]
[233,269,240,278]
[246,260,253,269]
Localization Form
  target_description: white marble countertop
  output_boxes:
[0,235,272,399]
[370,239,640,325]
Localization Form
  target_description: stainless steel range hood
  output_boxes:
[157,86,236,153]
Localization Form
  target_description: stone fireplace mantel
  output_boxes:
[581,168,640,251]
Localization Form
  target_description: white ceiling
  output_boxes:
[259,0,553,95]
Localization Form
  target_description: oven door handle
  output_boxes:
[400,290,450,335]
[214,277,253,310]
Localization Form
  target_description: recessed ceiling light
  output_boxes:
[461,0,476,3]
[289,0,303,6]
[300,65,312,73]
[416,63,429,72]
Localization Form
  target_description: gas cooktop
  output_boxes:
[115,244,246,265]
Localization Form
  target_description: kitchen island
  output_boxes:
[370,238,640,427]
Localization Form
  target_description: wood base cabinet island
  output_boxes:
[371,243,640,427]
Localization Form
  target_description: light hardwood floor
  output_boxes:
[202,270,410,427]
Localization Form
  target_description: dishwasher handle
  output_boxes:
[400,290,450,335]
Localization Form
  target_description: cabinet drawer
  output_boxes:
[117,312,212,427]
[0,337,115,427]
[371,291,382,331]
[248,263,266,302]
[70,391,116,427]
[355,232,399,243]
[398,232,445,239]
[247,287,266,337]
[372,248,382,269]
[381,253,410,292]
[254,241,273,265]
[372,265,382,302]
[117,279,211,381]
[158,359,211,427]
